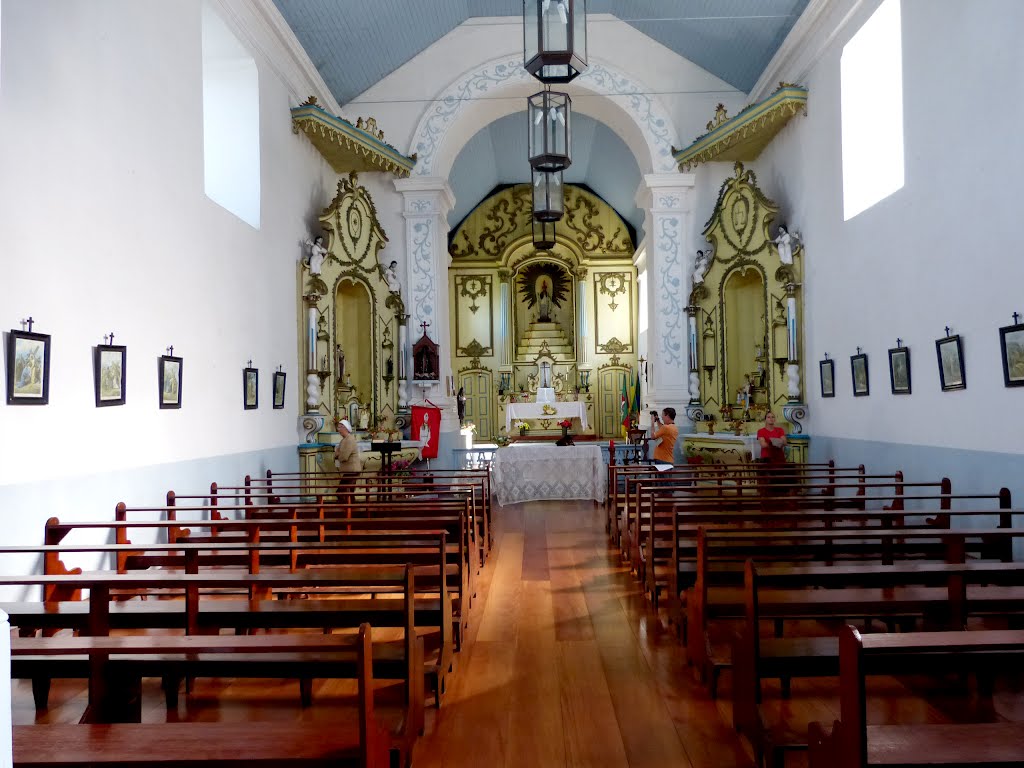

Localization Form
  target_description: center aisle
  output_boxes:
[410,499,753,768]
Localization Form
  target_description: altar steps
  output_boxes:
[516,321,574,360]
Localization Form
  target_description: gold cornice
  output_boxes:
[672,85,808,172]
[291,98,416,178]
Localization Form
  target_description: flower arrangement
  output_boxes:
[462,421,476,433]
[514,420,530,435]
[558,418,572,429]
[390,457,413,476]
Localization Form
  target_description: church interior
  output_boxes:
[2,1,1024,766]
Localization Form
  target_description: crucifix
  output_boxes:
[247,359,253,368]
[419,320,431,337]
[944,326,951,337]
[1014,312,1021,325]
[167,345,174,357]
[20,317,34,333]
[896,338,902,349]
[104,332,116,346]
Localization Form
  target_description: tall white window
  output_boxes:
[202,3,260,228]
[841,0,904,221]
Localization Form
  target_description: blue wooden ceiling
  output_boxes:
[273,1,810,104]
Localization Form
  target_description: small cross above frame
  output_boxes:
[104,332,116,346]
[20,317,34,333]
[167,346,174,357]
[945,326,951,337]
[419,320,431,337]
[247,359,253,368]
[1014,312,1021,325]
[896,338,902,348]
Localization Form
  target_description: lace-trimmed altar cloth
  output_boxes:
[492,444,606,505]
[505,401,588,432]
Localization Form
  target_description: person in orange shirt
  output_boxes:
[651,407,678,464]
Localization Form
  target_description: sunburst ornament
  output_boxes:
[517,262,571,312]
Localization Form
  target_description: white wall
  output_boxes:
[0,0,336,571]
[744,0,1024,457]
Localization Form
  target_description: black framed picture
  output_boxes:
[159,355,183,409]
[888,346,911,395]
[94,344,126,407]
[819,358,835,398]
[999,322,1024,387]
[6,329,51,405]
[935,335,966,391]
[244,367,258,409]
[273,371,286,409]
[851,353,869,396]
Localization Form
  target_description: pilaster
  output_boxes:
[635,173,696,413]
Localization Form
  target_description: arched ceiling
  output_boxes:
[447,111,642,236]
[273,1,811,105]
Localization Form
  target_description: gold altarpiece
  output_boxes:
[685,162,808,463]
[297,173,407,470]
[448,184,638,440]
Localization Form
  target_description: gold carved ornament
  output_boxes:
[321,172,388,272]
[458,275,489,313]
[596,272,628,311]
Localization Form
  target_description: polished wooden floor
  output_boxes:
[12,499,1024,767]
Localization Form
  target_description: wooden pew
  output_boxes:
[12,623,391,768]
[806,626,1024,768]
[735,556,1024,767]
[685,512,1021,686]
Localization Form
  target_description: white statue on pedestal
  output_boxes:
[304,235,328,275]
[771,224,801,265]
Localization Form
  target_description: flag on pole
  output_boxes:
[633,371,642,418]
[620,374,630,437]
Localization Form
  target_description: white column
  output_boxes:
[497,269,512,367]
[635,173,696,413]
[1,610,11,768]
[394,177,461,446]
[575,268,588,368]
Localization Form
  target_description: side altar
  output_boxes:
[296,172,411,474]
[683,162,808,463]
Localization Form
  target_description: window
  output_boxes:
[202,2,260,228]
[841,0,903,221]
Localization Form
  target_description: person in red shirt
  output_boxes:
[757,411,787,464]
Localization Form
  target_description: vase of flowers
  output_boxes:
[514,420,529,437]
[558,418,572,439]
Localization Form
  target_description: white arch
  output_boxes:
[409,54,679,179]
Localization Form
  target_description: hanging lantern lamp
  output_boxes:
[532,217,557,250]
[523,0,588,84]
[528,89,571,172]
[532,169,564,222]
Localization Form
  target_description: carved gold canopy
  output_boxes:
[673,85,808,171]
[291,98,416,177]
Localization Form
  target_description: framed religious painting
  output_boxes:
[888,346,911,395]
[6,329,51,405]
[935,335,966,391]
[158,354,183,409]
[851,352,869,396]
[999,322,1024,387]
[243,367,258,409]
[94,344,127,407]
[819,358,835,398]
[272,371,286,409]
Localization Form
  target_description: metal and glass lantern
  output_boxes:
[532,218,557,250]
[528,89,571,172]
[532,170,564,222]
[523,0,587,84]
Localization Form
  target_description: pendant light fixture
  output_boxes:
[528,89,571,172]
[532,169,564,222]
[523,0,588,84]
[532,217,557,250]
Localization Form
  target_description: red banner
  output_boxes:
[411,404,441,459]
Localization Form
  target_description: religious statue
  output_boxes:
[304,235,328,275]
[380,259,401,295]
[344,373,353,388]
[736,375,752,409]
[385,357,394,378]
[357,403,370,430]
[537,279,552,322]
[335,344,345,382]
[416,346,436,379]
[693,249,711,284]
[771,224,801,265]
[456,386,467,425]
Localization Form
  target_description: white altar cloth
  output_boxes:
[492,444,606,505]
[506,401,588,431]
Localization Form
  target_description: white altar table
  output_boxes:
[492,444,606,505]
[505,401,588,431]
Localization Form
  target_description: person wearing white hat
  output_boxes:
[334,418,362,473]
